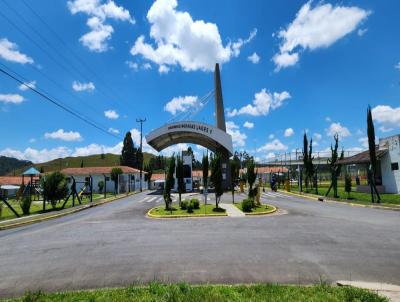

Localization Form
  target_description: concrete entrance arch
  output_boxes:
[146,63,233,189]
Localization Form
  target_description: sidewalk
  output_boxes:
[219,203,245,217]
[337,280,400,301]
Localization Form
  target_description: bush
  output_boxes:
[190,198,200,209]
[20,196,32,215]
[180,200,189,210]
[241,198,253,212]
[42,172,68,209]
[98,180,104,193]
[187,202,194,213]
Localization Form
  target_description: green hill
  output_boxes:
[10,152,155,175]
[0,156,32,176]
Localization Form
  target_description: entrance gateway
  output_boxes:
[146,63,233,189]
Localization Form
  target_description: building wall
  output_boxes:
[380,135,400,194]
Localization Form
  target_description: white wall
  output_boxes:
[380,135,400,194]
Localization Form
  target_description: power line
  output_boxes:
[0,63,121,140]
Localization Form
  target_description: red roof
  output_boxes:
[240,166,288,174]
[61,166,145,175]
[151,173,165,181]
[0,176,39,186]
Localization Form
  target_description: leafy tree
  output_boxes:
[367,105,381,203]
[344,173,352,199]
[164,155,176,210]
[20,196,32,215]
[98,180,105,193]
[210,153,223,209]
[121,131,139,168]
[42,172,68,209]
[176,155,185,205]
[246,158,257,200]
[326,134,344,198]
[202,153,209,189]
[230,154,240,203]
[111,167,123,194]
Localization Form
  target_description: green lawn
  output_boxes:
[278,184,400,206]
[234,202,275,214]
[149,202,226,217]
[2,283,386,302]
[0,193,104,221]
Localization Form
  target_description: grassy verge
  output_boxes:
[148,203,226,217]
[3,283,387,302]
[0,193,105,221]
[278,185,400,206]
[234,202,275,214]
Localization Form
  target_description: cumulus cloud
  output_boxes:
[357,28,368,36]
[284,128,294,137]
[247,52,260,64]
[326,122,351,138]
[257,139,288,152]
[243,121,254,129]
[0,38,34,64]
[273,1,370,70]
[226,121,247,147]
[227,89,291,117]
[164,96,199,115]
[18,81,36,91]
[67,0,134,52]
[108,127,119,134]
[313,132,322,140]
[395,62,400,70]
[358,137,369,149]
[268,134,274,139]
[104,109,119,119]
[130,0,256,72]
[0,94,25,104]
[379,126,394,133]
[0,147,72,163]
[72,80,95,92]
[371,105,400,129]
[44,129,82,141]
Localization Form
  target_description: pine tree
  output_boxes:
[80,160,84,168]
[302,133,309,189]
[164,155,176,211]
[246,158,257,200]
[230,154,240,203]
[202,153,209,190]
[210,153,223,209]
[367,105,381,203]
[176,155,185,205]
[121,131,138,168]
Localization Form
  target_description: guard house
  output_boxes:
[339,134,400,194]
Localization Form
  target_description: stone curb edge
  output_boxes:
[278,190,400,211]
[0,192,140,231]
[147,207,228,219]
[244,205,278,216]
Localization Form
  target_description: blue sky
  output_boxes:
[0,0,399,163]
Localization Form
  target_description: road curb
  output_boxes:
[0,192,140,231]
[278,190,400,211]
[244,205,278,216]
[147,206,227,219]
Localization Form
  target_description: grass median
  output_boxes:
[4,283,387,302]
[148,203,227,217]
[234,202,276,215]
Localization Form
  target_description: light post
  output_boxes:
[136,118,146,192]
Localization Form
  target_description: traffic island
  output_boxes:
[147,203,227,218]
[234,202,277,216]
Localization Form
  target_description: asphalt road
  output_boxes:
[0,190,399,298]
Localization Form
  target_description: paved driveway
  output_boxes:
[0,190,399,298]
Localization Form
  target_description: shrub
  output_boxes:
[42,172,68,209]
[190,198,200,209]
[241,198,253,212]
[0,203,3,217]
[20,196,32,215]
[180,200,189,210]
[187,202,194,213]
[98,180,104,193]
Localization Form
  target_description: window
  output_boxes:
[391,162,399,171]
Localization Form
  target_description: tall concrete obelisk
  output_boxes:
[214,63,231,189]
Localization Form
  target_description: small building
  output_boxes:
[61,166,147,194]
[149,173,165,190]
[339,134,400,194]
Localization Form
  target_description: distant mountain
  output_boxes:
[0,156,32,176]
[10,152,156,175]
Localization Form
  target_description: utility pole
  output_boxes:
[136,118,146,192]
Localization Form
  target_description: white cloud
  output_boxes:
[284,128,294,137]
[268,134,274,139]
[72,80,95,92]
[313,132,322,140]
[158,65,170,74]
[67,0,134,52]
[358,137,368,149]
[0,147,72,163]
[357,28,368,36]
[104,109,119,119]
[379,126,394,133]
[130,0,256,72]
[266,152,276,160]
[395,62,400,70]
[0,94,24,104]
[28,138,36,143]
[243,121,254,129]
[0,38,34,64]
[273,2,370,70]
[18,81,36,91]
[44,129,82,141]
[126,60,138,71]
[326,122,351,138]
[247,52,260,64]
[325,116,332,122]
[257,139,288,152]
[227,89,291,117]
[108,127,119,134]
[143,63,152,70]
[164,95,199,115]
[371,105,400,128]
[226,121,247,147]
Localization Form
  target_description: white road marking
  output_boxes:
[146,196,158,203]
